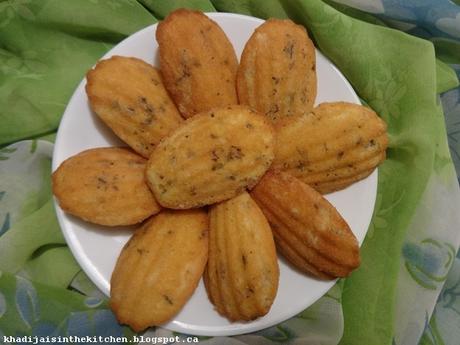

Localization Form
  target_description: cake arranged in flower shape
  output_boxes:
[52,9,388,332]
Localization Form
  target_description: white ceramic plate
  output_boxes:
[52,13,377,337]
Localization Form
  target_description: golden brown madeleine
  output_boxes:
[52,147,160,226]
[86,56,183,158]
[237,18,317,125]
[250,171,360,279]
[156,9,238,118]
[273,102,388,194]
[205,192,279,321]
[110,209,208,332]
[146,106,275,209]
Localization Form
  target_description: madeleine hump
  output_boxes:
[251,170,360,279]
[146,106,275,209]
[86,56,183,158]
[110,209,208,332]
[274,102,388,194]
[237,18,317,125]
[52,147,160,226]
[156,9,238,118]
[204,192,279,321]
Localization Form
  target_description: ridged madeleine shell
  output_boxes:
[110,209,208,332]
[237,18,317,125]
[52,147,160,226]
[251,170,360,279]
[205,192,279,321]
[146,106,275,209]
[86,56,183,158]
[156,9,238,118]
[274,102,388,193]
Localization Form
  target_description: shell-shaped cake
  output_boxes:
[110,209,208,332]
[156,9,238,118]
[86,56,183,158]
[205,192,279,321]
[237,18,317,125]
[251,170,360,279]
[52,147,160,226]
[146,106,275,209]
[274,102,388,194]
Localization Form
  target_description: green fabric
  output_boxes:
[1,0,459,344]
[436,59,460,94]
[212,0,288,19]
[432,37,460,65]
[21,246,79,288]
[0,200,66,274]
[323,0,388,26]
[0,140,83,317]
[36,132,57,144]
[70,271,105,299]
[139,0,215,18]
[0,271,133,339]
[0,0,156,146]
